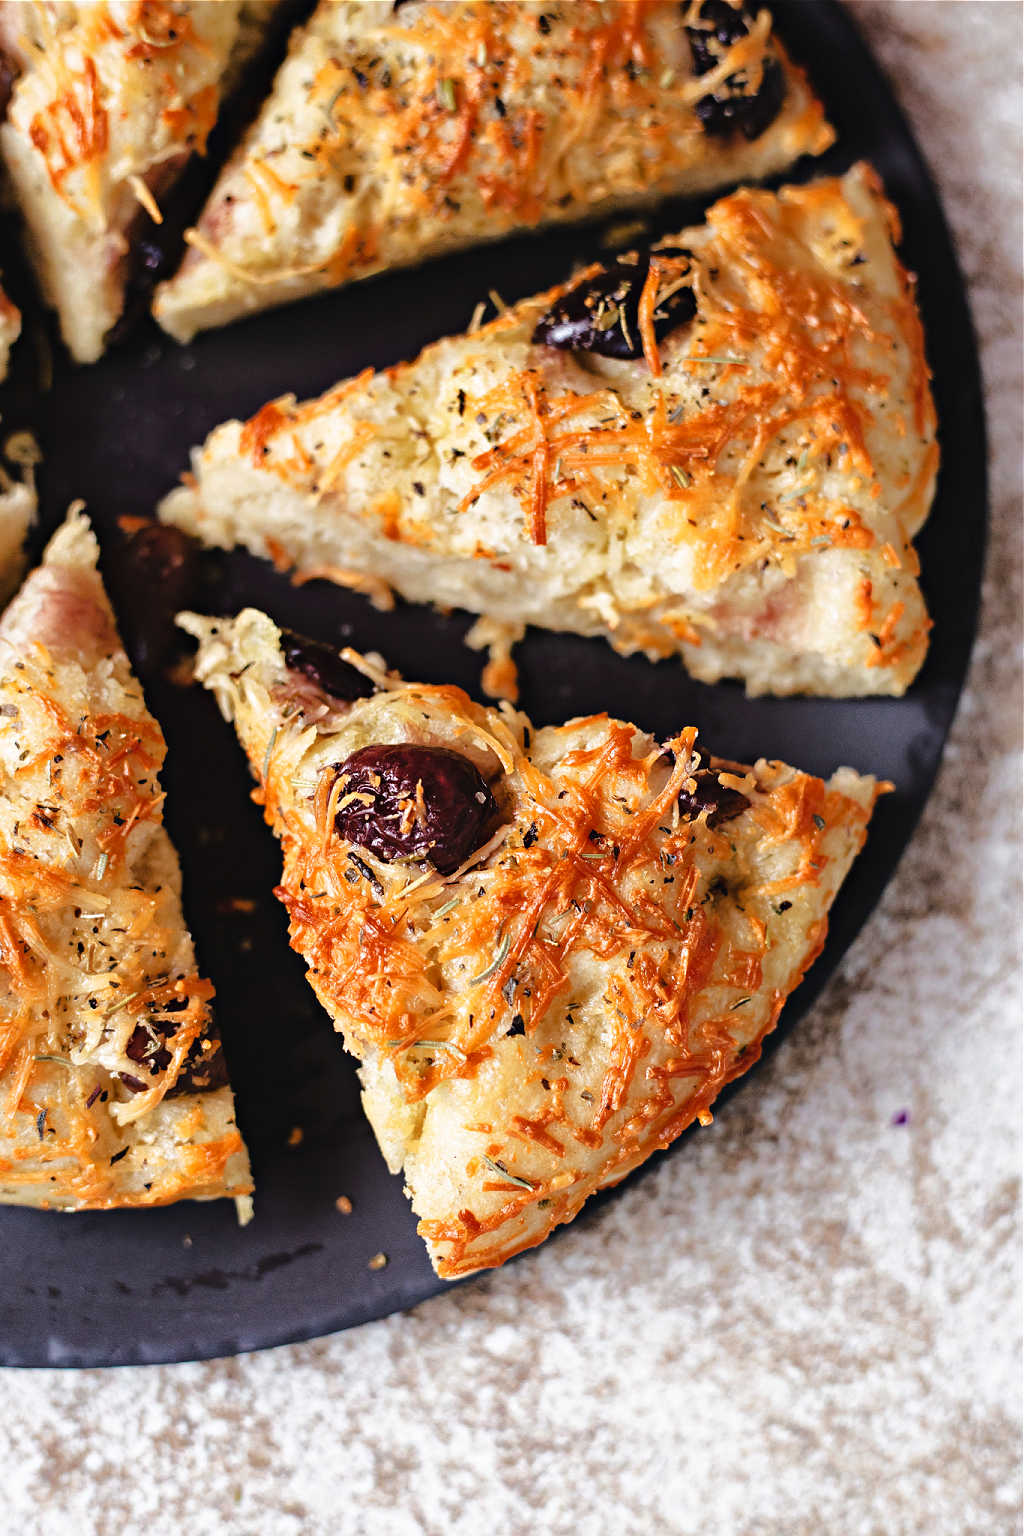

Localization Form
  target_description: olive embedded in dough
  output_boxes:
[687,0,787,141]
[332,744,499,875]
[677,766,750,828]
[532,253,696,360]
[280,628,376,704]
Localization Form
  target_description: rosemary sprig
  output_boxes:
[387,1038,467,1063]
[261,726,279,782]
[482,1156,535,1192]
[468,928,511,986]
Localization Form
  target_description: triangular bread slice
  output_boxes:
[0,1,279,362]
[183,607,880,1274]
[153,0,833,341]
[160,166,937,698]
[0,512,252,1210]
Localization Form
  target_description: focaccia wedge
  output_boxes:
[183,608,880,1275]
[0,511,252,1210]
[162,166,937,698]
[0,1,279,362]
[153,0,833,341]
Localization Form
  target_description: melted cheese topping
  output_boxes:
[153,0,833,339]
[185,608,879,1275]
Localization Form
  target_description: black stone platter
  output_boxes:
[0,1,986,1365]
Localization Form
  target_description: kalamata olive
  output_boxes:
[113,522,200,671]
[532,252,696,360]
[125,1023,172,1076]
[332,744,499,875]
[685,0,786,140]
[677,761,750,828]
[165,1031,229,1098]
[279,628,376,704]
[693,57,784,140]
[686,0,752,73]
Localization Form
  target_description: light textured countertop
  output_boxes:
[2,5,1021,1534]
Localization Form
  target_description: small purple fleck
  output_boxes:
[891,1108,910,1126]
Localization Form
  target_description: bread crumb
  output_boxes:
[600,216,650,249]
[335,1195,353,1214]
[165,656,195,689]
[464,615,524,703]
[287,1126,303,1147]
[368,1252,388,1271]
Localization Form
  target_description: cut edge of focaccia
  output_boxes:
[152,0,834,342]
[0,478,35,606]
[160,165,937,700]
[182,606,880,1275]
[0,278,19,379]
[0,275,33,600]
[0,1,279,363]
[0,426,38,608]
[0,510,252,1212]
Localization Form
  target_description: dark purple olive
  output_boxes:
[125,1023,172,1076]
[693,57,784,140]
[280,628,376,704]
[166,1031,230,1098]
[114,522,200,671]
[532,251,696,360]
[685,0,786,140]
[677,760,750,829]
[332,744,500,876]
[686,0,753,73]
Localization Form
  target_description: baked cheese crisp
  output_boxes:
[0,512,252,1211]
[184,608,880,1275]
[163,166,937,697]
[153,0,833,340]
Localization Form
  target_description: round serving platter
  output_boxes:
[0,0,986,1366]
